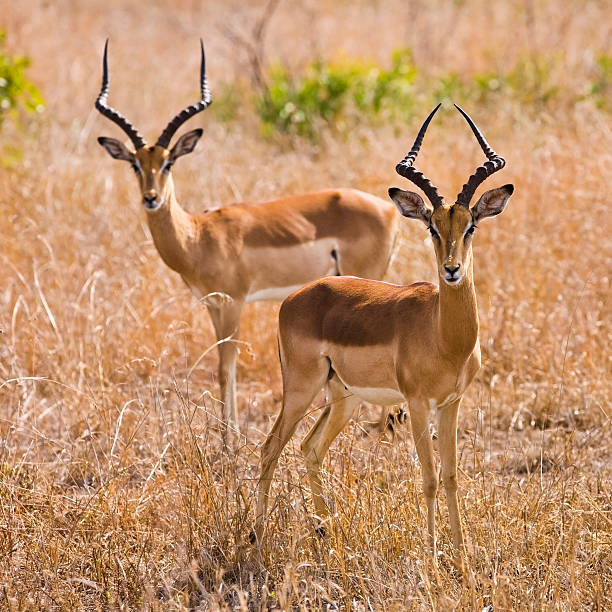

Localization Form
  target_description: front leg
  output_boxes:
[207,297,245,447]
[408,400,439,559]
[437,397,465,567]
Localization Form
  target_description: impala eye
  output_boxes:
[429,226,440,240]
[161,162,173,174]
[464,225,476,239]
[131,163,141,175]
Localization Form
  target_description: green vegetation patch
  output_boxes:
[0,30,44,130]
[255,48,418,138]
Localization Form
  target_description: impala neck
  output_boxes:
[145,176,197,276]
[437,250,479,359]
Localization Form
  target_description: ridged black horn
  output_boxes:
[95,40,146,150]
[155,39,212,149]
[454,104,506,207]
[395,103,444,209]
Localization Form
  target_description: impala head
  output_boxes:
[389,103,513,286]
[95,40,212,211]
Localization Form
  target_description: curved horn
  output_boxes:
[155,39,212,149]
[395,103,444,209]
[454,104,506,207]
[95,40,146,150]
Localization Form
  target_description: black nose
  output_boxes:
[144,196,156,203]
[445,265,460,276]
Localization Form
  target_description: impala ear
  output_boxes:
[388,187,431,226]
[472,184,514,222]
[169,128,203,162]
[98,136,135,162]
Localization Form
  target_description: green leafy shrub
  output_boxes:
[503,54,560,105]
[436,55,560,108]
[582,53,611,110]
[472,72,504,100]
[248,47,605,140]
[351,48,418,118]
[0,30,44,130]
[433,72,471,106]
[255,48,418,138]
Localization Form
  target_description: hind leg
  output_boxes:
[300,375,360,527]
[254,354,330,543]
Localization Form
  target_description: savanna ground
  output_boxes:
[0,0,610,609]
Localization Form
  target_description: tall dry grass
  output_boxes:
[0,0,610,609]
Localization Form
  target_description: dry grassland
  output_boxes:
[0,0,610,609]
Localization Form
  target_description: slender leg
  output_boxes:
[253,356,329,543]
[300,376,360,524]
[207,299,244,446]
[409,400,439,558]
[437,397,464,565]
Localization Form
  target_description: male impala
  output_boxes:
[254,103,513,565]
[94,41,399,443]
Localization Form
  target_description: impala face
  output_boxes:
[98,129,203,211]
[389,184,513,287]
[95,39,211,211]
[133,146,172,211]
[429,203,474,285]
[390,102,513,288]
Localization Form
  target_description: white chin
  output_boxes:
[442,276,463,286]
[144,201,163,211]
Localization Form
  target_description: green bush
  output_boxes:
[437,55,560,108]
[582,53,611,110]
[248,47,607,140]
[0,30,44,130]
[433,72,470,106]
[503,55,560,105]
[255,48,418,138]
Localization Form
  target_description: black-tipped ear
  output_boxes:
[98,136,135,162]
[388,187,431,226]
[472,184,514,222]
[169,128,203,162]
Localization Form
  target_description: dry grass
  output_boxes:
[0,0,610,609]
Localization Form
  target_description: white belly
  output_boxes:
[246,284,305,303]
[185,281,305,305]
[245,239,340,303]
[345,385,405,405]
